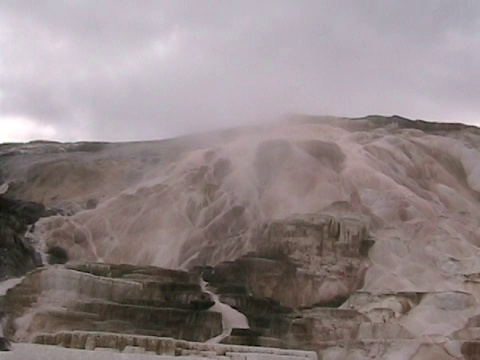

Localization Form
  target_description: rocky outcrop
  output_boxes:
[198,213,371,309]
[0,196,54,280]
[1,262,322,357]
[1,261,417,358]
[11,337,318,359]
[361,114,480,133]
[5,259,466,359]
[2,263,222,343]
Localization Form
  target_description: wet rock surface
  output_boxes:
[2,263,222,343]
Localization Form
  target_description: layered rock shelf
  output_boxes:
[200,212,372,309]
[4,341,318,359]
[33,331,318,358]
[4,261,480,358]
[2,263,222,343]
[2,211,479,358]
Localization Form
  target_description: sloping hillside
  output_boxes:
[1,115,480,359]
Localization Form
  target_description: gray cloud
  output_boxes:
[1,0,480,141]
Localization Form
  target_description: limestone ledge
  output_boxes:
[33,331,318,359]
[2,265,222,343]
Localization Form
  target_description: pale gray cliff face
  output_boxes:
[1,115,480,358]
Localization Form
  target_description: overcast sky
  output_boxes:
[1,1,480,142]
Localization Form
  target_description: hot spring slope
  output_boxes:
[1,115,480,358]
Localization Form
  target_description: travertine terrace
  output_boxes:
[1,115,480,359]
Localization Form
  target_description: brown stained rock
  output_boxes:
[201,213,370,309]
[2,265,222,343]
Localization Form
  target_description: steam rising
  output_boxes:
[2,118,480,302]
